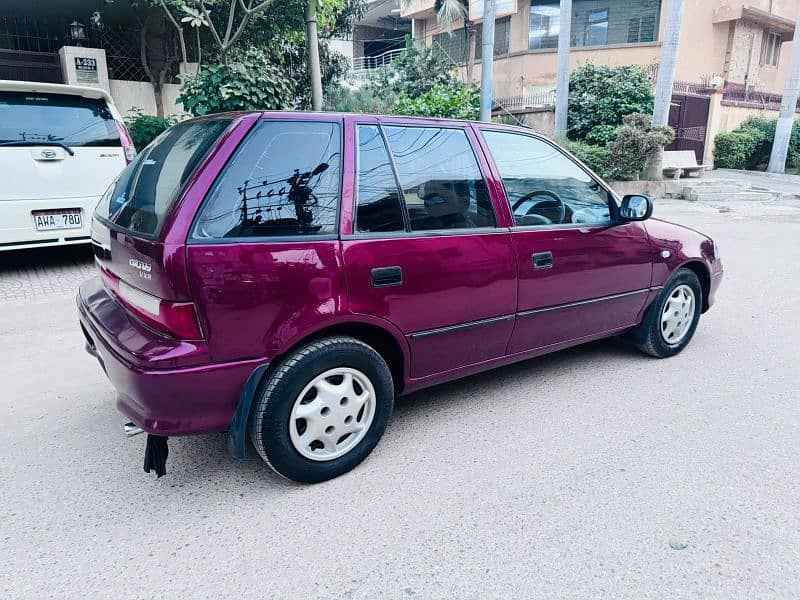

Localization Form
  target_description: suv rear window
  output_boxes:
[0,92,120,147]
[96,119,231,237]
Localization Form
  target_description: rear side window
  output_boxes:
[192,120,341,239]
[96,119,230,237]
[383,126,495,231]
[0,92,120,147]
[355,125,405,233]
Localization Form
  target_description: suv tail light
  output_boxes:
[115,120,137,163]
[100,268,203,340]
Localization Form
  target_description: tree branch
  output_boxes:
[223,0,237,45]
[195,0,224,51]
[159,0,188,64]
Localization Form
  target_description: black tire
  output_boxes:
[250,336,394,483]
[631,268,703,358]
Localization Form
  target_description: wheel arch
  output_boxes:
[677,259,711,312]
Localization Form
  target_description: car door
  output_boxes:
[476,127,653,354]
[341,119,517,380]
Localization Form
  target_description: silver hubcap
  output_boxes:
[289,367,375,461]
[660,284,695,345]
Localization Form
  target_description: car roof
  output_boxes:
[0,79,114,103]
[185,110,536,135]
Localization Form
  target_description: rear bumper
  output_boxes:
[0,195,98,250]
[78,277,265,436]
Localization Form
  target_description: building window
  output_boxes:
[761,31,781,67]
[529,0,661,50]
[432,17,511,64]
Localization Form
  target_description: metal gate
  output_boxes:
[666,92,711,162]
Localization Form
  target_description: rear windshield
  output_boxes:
[96,119,231,237]
[0,91,120,146]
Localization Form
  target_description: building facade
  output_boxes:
[401,0,798,102]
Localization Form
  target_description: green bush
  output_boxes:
[567,63,654,142]
[178,47,293,116]
[559,138,612,180]
[124,108,177,151]
[607,113,675,180]
[323,85,393,114]
[584,124,619,147]
[365,38,454,102]
[392,84,480,120]
[713,130,762,169]
[713,117,800,170]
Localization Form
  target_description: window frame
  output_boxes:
[187,117,344,244]
[346,120,502,240]
[760,31,781,68]
[475,125,622,231]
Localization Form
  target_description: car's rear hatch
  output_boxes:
[91,117,235,340]
[0,88,129,202]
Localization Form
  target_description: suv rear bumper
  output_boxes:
[0,195,98,250]
[78,277,265,436]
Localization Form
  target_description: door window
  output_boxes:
[383,126,496,231]
[192,120,341,239]
[355,125,405,233]
[482,131,613,227]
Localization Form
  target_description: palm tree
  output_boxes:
[407,0,477,83]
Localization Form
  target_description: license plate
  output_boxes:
[33,210,83,231]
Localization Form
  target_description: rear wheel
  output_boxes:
[250,336,394,483]
[631,268,703,358]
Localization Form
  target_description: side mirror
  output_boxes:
[619,194,653,221]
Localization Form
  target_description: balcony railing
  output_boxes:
[351,48,404,74]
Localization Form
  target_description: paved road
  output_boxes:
[2,200,800,598]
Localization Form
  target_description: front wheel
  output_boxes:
[250,336,394,483]
[631,268,703,358]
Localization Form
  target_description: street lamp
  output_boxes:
[69,20,86,46]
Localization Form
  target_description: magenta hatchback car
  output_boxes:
[78,112,723,483]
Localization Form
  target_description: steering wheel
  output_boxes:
[511,190,566,225]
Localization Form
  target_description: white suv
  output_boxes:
[0,80,135,251]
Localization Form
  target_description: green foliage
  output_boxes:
[712,130,764,170]
[584,124,619,146]
[392,83,480,120]
[568,63,655,142]
[365,39,455,102]
[712,117,800,170]
[607,113,675,180]
[558,138,612,180]
[124,108,178,151]
[323,85,393,114]
[178,47,293,115]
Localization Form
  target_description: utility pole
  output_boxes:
[306,0,323,111]
[645,0,685,180]
[768,8,800,173]
[653,0,684,125]
[479,0,496,122]
[554,0,572,136]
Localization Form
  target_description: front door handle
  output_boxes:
[371,266,403,287]
[532,251,553,269]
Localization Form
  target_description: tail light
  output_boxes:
[115,120,137,163]
[100,268,203,340]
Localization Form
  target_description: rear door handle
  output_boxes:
[371,266,403,287]
[532,251,553,269]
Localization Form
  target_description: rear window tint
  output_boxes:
[192,120,341,239]
[0,92,120,147]
[96,119,230,237]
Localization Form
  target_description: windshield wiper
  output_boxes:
[0,140,75,156]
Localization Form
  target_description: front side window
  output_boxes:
[383,126,496,231]
[193,120,341,239]
[482,131,613,227]
[96,119,230,237]
[529,0,661,50]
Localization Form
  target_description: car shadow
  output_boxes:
[0,244,93,272]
